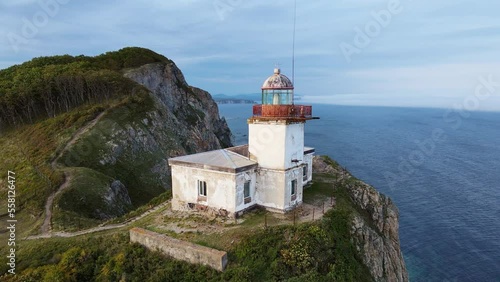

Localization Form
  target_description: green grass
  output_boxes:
[0,80,185,240]
[51,210,103,232]
[0,88,173,240]
[1,172,374,281]
[59,91,175,207]
[52,167,133,231]
[303,178,335,205]
[187,208,281,251]
[0,103,110,245]
[107,191,172,225]
[1,232,221,282]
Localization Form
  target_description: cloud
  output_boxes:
[0,0,38,7]
[0,0,499,110]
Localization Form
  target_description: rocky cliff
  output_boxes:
[56,60,232,221]
[124,62,232,152]
[313,156,409,282]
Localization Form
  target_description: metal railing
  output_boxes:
[252,104,312,118]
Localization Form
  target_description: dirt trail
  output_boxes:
[50,111,107,169]
[28,201,170,240]
[40,172,71,234]
[40,112,107,235]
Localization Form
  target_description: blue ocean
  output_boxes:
[218,104,500,282]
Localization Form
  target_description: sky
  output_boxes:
[1,0,500,111]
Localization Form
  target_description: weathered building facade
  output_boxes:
[169,68,317,217]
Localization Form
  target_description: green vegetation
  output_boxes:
[0,90,157,236]
[0,49,177,252]
[2,234,220,282]
[0,103,107,237]
[52,167,134,231]
[0,173,373,281]
[58,90,170,207]
[0,48,179,239]
[0,47,169,129]
[303,177,335,204]
[2,212,371,281]
[108,191,172,225]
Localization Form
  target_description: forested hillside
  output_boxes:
[0,47,169,129]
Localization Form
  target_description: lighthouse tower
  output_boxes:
[249,68,316,212]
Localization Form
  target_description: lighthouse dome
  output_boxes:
[262,68,294,90]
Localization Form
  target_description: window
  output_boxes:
[244,181,251,204]
[198,180,207,197]
[291,179,297,201]
[303,165,308,181]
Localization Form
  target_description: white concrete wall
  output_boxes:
[283,167,303,210]
[284,123,305,169]
[254,166,303,212]
[248,122,286,169]
[171,165,237,213]
[255,169,286,211]
[248,122,304,170]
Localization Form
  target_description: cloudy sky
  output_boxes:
[1,0,500,110]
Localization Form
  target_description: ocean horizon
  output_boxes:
[219,103,500,282]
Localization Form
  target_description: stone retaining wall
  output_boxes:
[129,227,228,271]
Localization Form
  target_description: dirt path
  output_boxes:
[28,201,170,240]
[40,111,107,235]
[40,172,72,234]
[51,111,107,169]
[29,198,335,240]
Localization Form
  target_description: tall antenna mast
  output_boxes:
[292,0,297,86]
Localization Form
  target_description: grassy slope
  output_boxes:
[52,167,131,232]
[0,91,165,244]
[0,48,179,241]
[1,172,373,282]
[0,47,164,226]
[0,104,107,238]
[57,91,174,207]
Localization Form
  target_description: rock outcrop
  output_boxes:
[313,156,409,282]
[58,60,232,214]
[124,62,232,152]
[102,180,132,217]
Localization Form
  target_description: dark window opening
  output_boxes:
[198,180,207,197]
[291,179,297,201]
[244,181,251,204]
[303,165,308,181]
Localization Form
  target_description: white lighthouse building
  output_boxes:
[169,68,317,217]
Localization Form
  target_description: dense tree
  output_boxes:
[0,47,170,129]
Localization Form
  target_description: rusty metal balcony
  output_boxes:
[252,104,313,119]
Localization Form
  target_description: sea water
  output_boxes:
[218,103,500,282]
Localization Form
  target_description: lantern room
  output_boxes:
[261,68,294,105]
[252,68,315,120]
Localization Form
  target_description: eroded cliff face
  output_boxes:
[313,156,409,282]
[58,61,232,215]
[124,62,232,152]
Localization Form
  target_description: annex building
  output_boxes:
[168,68,318,217]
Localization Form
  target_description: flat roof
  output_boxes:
[169,145,315,173]
[168,148,257,173]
